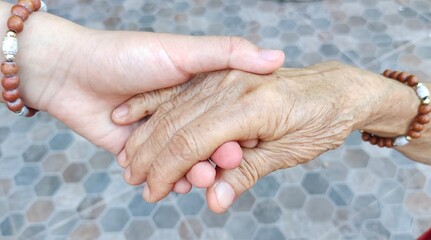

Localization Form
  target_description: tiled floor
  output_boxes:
[1,0,431,239]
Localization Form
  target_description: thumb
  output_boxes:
[206,148,284,213]
[160,35,285,76]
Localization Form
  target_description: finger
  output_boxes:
[210,141,243,170]
[172,176,192,194]
[238,139,259,149]
[143,105,262,203]
[112,83,191,125]
[125,73,231,184]
[206,147,284,213]
[186,161,216,188]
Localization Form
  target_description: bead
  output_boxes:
[362,132,371,141]
[39,1,47,12]
[394,135,410,147]
[416,83,430,100]
[411,122,424,132]
[25,107,38,117]
[384,138,393,148]
[11,5,30,21]
[5,54,15,62]
[7,16,24,33]
[17,0,34,13]
[423,97,430,105]
[406,75,419,87]
[369,136,378,145]
[1,62,19,76]
[3,35,18,57]
[383,70,391,77]
[6,98,24,112]
[6,31,16,38]
[16,105,29,116]
[377,138,385,147]
[30,0,41,11]
[397,72,409,83]
[408,130,421,139]
[417,114,431,124]
[419,105,431,114]
[389,71,400,80]
[2,89,20,102]
[1,76,20,90]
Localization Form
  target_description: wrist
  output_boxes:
[1,1,90,112]
[356,71,421,137]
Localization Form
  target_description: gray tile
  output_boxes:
[305,197,335,222]
[343,149,370,168]
[77,195,106,219]
[89,151,114,170]
[48,211,78,236]
[201,208,230,228]
[14,166,41,186]
[361,220,391,240]
[20,225,46,240]
[63,163,89,183]
[7,187,35,211]
[320,161,349,182]
[22,145,48,163]
[26,200,55,223]
[253,199,282,224]
[231,191,256,212]
[100,208,130,232]
[396,167,426,189]
[301,172,329,194]
[178,218,203,240]
[278,185,307,209]
[328,183,354,206]
[252,175,280,197]
[381,205,412,232]
[70,222,101,240]
[49,133,73,150]
[177,192,204,215]
[254,226,285,240]
[83,172,111,194]
[367,157,397,178]
[152,205,180,229]
[128,193,156,217]
[42,153,68,172]
[34,175,61,196]
[125,220,154,240]
[226,214,257,239]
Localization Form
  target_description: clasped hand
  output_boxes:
[114,62,374,213]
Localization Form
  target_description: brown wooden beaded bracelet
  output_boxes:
[361,70,431,148]
[1,0,47,117]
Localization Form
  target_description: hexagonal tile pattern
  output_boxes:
[100,208,130,232]
[177,192,204,215]
[253,199,282,224]
[152,205,180,229]
[301,172,330,194]
[128,193,156,217]
[1,0,430,239]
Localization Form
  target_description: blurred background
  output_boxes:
[1,0,431,239]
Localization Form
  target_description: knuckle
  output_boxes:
[169,129,201,162]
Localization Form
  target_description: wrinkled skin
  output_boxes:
[119,61,392,212]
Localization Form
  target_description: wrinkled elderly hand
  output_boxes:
[115,61,424,212]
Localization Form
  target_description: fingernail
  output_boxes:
[117,150,127,167]
[143,185,151,201]
[124,167,131,181]
[214,180,235,210]
[260,49,283,62]
[113,104,129,118]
